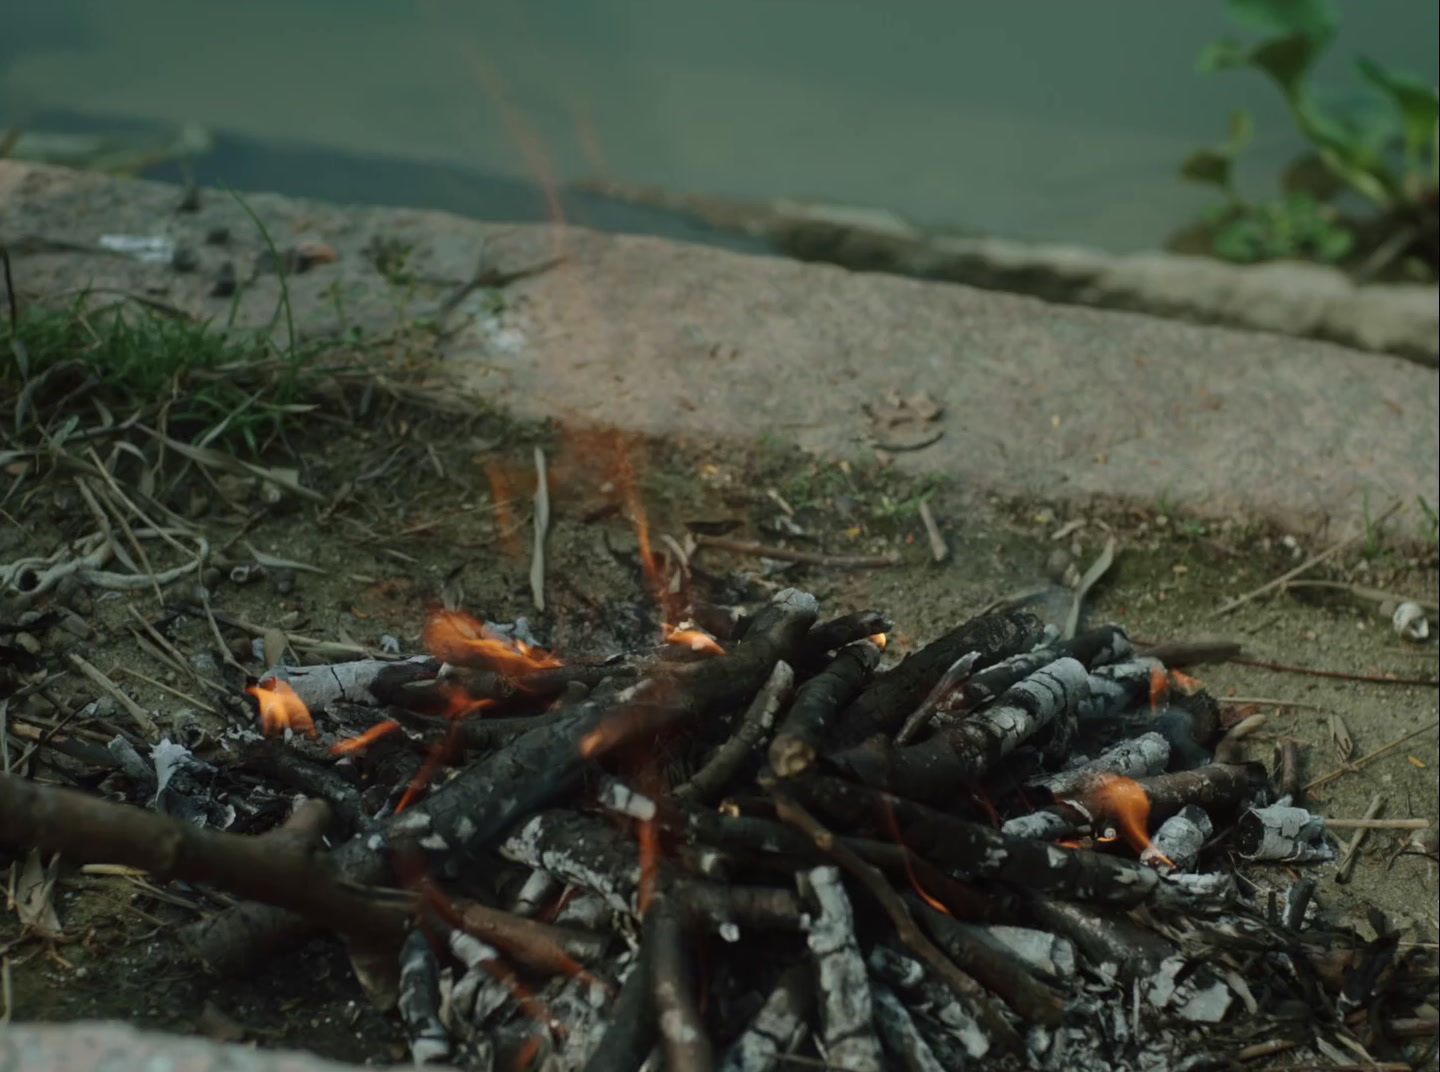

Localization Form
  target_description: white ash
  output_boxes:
[1032,732,1171,796]
[1001,810,1075,840]
[1144,805,1212,873]
[718,965,811,1072]
[1235,804,1335,863]
[987,925,1078,980]
[1144,955,1233,1024]
[594,776,657,821]
[801,866,884,1072]
[271,654,433,710]
[441,931,512,1037]
[511,869,561,918]
[552,890,616,932]
[500,813,640,916]
[866,948,989,1060]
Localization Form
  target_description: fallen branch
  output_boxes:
[693,534,899,568]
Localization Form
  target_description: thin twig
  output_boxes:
[530,446,549,612]
[1063,536,1115,640]
[1217,501,1401,615]
[1307,721,1440,791]
[1227,656,1436,687]
[693,534,899,569]
[1327,817,1427,831]
[65,653,157,737]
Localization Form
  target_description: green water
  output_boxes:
[3,1,1437,250]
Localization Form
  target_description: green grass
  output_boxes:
[3,298,320,455]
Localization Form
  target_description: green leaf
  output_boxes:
[1246,33,1325,99]
[1225,0,1337,40]
[1198,37,1250,73]
[1181,149,1236,191]
[1356,56,1440,161]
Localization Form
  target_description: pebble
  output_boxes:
[211,261,237,298]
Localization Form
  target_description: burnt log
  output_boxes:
[831,609,1045,748]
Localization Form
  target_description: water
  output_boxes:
[3,1,1436,251]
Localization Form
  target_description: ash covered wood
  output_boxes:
[4,578,1432,1072]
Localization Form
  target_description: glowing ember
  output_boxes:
[869,632,888,651]
[662,624,724,656]
[331,720,401,755]
[246,679,316,739]
[424,611,562,680]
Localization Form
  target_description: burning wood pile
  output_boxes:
[2,585,1435,1071]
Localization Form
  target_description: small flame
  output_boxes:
[1169,670,1202,695]
[1149,665,1169,713]
[247,679,316,739]
[424,611,562,679]
[869,632,888,651]
[1081,774,1170,864]
[331,720,401,755]
[637,817,660,917]
[662,624,724,656]
[440,684,499,721]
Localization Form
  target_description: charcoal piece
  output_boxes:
[833,657,1091,802]
[1235,804,1335,863]
[1143,805,1213,872]
[908,897,1068,1015]
[649,893,713,1072]
[770,640,880,778]
[500,809,642,915]
[1282,878,1317,931]
[1025,897,1174,981]
[443,929,513,1037]
[832,609,1045,747]
[398,928,450,1066]
[871,985,946,1072]
[718,963,813,1072]
[941,623,1134,722]
[583,949,655,1072]
[802,865,884,1072]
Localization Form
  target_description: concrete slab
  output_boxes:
[3,162,1435,536]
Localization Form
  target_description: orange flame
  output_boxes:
[246,679,316,739]
[439,685,500,722]
[869,632,888,651]
[1075,774,1170,864]
[662,624,724,656]
[424,611,562,679]
[1149,665,1169,713]
[331,720,401,755]
[1169,670,1202,695]
[485,463,525,560]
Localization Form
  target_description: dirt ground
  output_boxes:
[2,377,1436,1063]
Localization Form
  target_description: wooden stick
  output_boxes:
[1327,817,1427,831]
[1216,501,1401,615]
[917,499,948,563]
[693,534,899,568]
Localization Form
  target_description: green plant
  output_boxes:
[3,299,317,455]
[1181,0,1438,272]
[1418,495,1439,543]
[1210,192,1354,263]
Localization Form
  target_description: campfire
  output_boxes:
[1,513,1434,1071]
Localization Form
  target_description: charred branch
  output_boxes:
[649,893,714,1072]
[676,660,794,804]
[769,640,880,778]
[799,865,885,1072]
[832,609,1045,747]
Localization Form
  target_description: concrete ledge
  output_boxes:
[3,162,1436,538]
[578,184,1440,368]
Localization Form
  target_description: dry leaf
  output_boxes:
[14,849,62,938]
